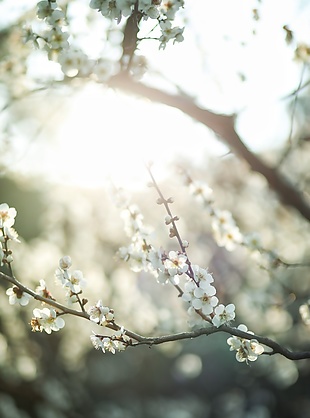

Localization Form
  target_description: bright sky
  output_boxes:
[1,0,309,190]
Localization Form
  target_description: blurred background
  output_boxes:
[0,0,310,417]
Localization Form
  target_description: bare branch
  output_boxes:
[108,73,310,222]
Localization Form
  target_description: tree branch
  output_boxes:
[129,324,310,361]
[108,74,310,222]
[1,270,310,360]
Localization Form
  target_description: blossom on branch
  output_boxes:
[88,300,115,325]
[212,303,236,327]
[90,327,131,354]
[227,324,264,363]
[164,250,188,276]
[182,277,218,316]
[6,286,33,306]
[0,203,17,229]
[31,307,65,334]
[56,256,86,295]
[211,209,243,251]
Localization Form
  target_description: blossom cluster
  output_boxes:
[183,172,282,270]
[227,324,264,363]
[0,203,20,266]
[33,0,104,79]
[114,191,248,365]
[0,202,129,351]
[26,0,184,81]
[31,307,65,334]
[0,196,265,362]
[55,255,87,304]
[90,327,131,354]
[89,0,185,50]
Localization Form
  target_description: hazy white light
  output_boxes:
[174,353,202,379]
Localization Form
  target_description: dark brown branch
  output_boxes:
[130,324,310,361]
[108,74,310,222]
[1,271,310,360]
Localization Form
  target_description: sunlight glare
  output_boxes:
[51,84,222,190]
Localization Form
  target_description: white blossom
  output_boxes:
[90,327,130,354]
[212,303,235,327]
[159,20,184,49]
[160,0,184,20]
[189,181,213,205]
[0,203,17,228]
[227,324,264,363]
[46,27,69,50]
[37,0,56,19]
[46,9,65,26]
[58,49,93,77]
[2,226,20,242]
[182,277,218,316]
[65,270,86,293]
[164,250,188,276]
[191,265,213,284]
[35,279,54,300]
[31,307,65,334]
[88,300,114,325]
[212,210,243,251]
[6,286,32,306]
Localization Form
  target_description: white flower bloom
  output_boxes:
[213,225,243,251]
[46,9,65,26]
[243,232,262,251]
[182,278,218,316]
[155,268,172,285]
[191,284,218,315]
[186,306,209,328]
[212,209,236,229]
[36,279,47,294]
[121,205,144,236]
[211,210,242,251]
[3,226,20,242]
[58,49,93,77]
[65,270,86,293]
[31,307,65,334]
[55,267,70,285]
[164,250,188,276]
[227,324,264,363]
[0,203,17,228]
[88,300,114,325]
[46,27,69,50]
[37,0,56,19]
[159,21,184,49]
[212,303,235,327]
[65,289,79,305]
[191,265,214,284]
[189,181,213,204]
[6,286,32,306]
[148,248,164,271]
[160,0,184,20]
[102,337,118,354]
[90,328,130,354]
[90,333,106,352]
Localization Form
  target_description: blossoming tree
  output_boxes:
[0,0,310,416]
